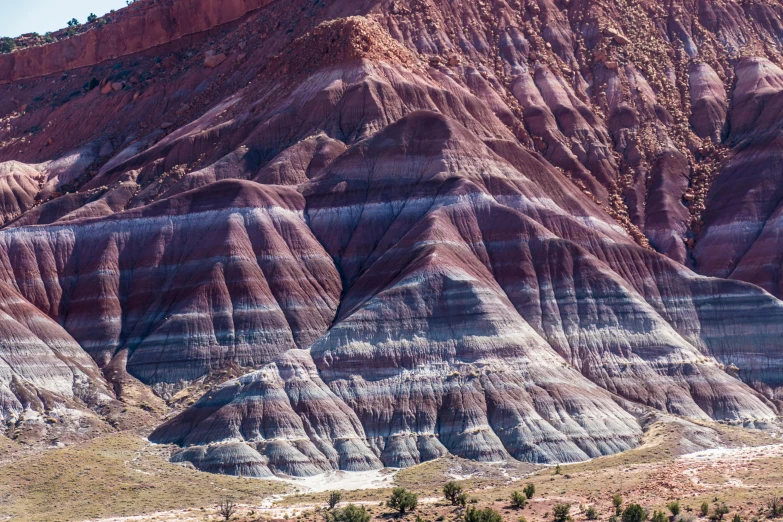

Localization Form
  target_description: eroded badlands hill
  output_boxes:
[1,0,783,475]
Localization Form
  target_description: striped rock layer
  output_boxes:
[0,0,782,472]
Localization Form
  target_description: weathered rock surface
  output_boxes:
[1,0,783,474]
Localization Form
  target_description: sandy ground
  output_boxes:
[678,443,783,462]
[93,468,405,521]
[268,467,398,493]
[85,442,783,521]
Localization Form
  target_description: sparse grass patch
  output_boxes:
[0,432,285,521]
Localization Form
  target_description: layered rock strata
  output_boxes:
[0,0,782,474]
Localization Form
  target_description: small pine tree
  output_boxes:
[622,504,648,522]
[67,18,80,27]
[444,481,464,505]
[524,483,536,499]
[511,491,527,509]
[701,503,710,517]
[388,487,418,514]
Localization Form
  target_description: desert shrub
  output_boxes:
[652,511,667,522]
[553,504,573,522]
[768,496,783,518]
[0,37,16,54]
[732,515,741,522]
[388,487,418,514]
[586,506,599,520]
[525,483,536,499]
[325,504,371,522]
[217,497,236,522]
[668,502,681,517]
[711,504,729,521]
[328,491,342,510]
[701,503,710,517]
[622,504,648,522]
[444,482,464,505]
[67,18,80,27]
[464,506,503,522]
[87,13,98,23]
[555,464,562,475]
[511,491,527,509]
[613,494,624,515]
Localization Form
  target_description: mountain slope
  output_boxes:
[0,0,782,474]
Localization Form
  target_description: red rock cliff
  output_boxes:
[0,0,274,83]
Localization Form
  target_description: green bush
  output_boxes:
[555,464,562,475]
[651,510,667,522]
[387,487,418,514]
[0,37,16,54]
[328,491,342,510]
[701,503,710,517]
[511,491,527,509]
[325,504,371,522]
[732,515,741,522]
[524,483,536,499]
[769,496,783,518]
[613,494,624,516]
[622,504,648,522]
[67,18,80,27]
[586,506,599,520]
[444,482,464,505]
[87,13,98,23]
[710,504,729,521]
[667,501,681,517]
[464,506,503,522]
[553,504,573,522]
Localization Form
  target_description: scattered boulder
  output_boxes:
[204,51,227,68]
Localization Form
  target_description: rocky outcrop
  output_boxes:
[0,0,277,83]
[1,0,783,475]
[0,180,341,384]
[0,278,114,441]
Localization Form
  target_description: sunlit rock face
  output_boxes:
[1,0,783,472]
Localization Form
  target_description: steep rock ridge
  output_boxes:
[0,161,41,225]
[696,58,783,299]
[0,0,783,474]
[0,0,277,83]
[151,350,382,476]
[304,111,777,424]
[0,180,342,384]
[0,279,115,440]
